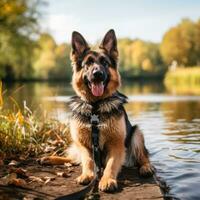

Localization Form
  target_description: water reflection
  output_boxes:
[3,81,200,200]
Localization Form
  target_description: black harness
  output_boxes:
[68,92,127,124]
[55,91,135,200]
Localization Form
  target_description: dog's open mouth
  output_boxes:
[89,81,105,97]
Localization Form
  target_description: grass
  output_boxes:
[164,67,200,95]
[0,81,71,159]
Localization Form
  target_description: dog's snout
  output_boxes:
[93,69,104,79]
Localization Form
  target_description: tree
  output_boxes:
[118,38,163,74]
[118,38,133,70]
[160,19,200,66]
[33,34,56,79]
[0,0,44,79]
[50,43,72,80]
[33,33,72,80]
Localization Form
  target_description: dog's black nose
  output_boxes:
[93,69,104,80]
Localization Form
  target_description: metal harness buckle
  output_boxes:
[90,114,99,124]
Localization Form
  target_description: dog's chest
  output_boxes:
[68,93,127,149]
[70,117,125,150]
[68,93,127,123]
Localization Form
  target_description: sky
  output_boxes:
[41,0,200,44]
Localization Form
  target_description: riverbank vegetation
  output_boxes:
[0,81,70,161]
[1,1,200,82]
[165,67,200,95]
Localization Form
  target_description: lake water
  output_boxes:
[3,81,200,200]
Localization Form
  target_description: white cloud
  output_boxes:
[42,14,81,44]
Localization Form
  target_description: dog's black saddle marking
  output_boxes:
[68,91,135,148]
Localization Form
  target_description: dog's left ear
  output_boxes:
[100,29,118,61]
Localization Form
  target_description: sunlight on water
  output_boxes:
[3,81,200,200]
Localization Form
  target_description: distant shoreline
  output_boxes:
[1,74,164,83]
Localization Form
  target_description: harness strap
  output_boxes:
[91,113,101,178]
[55,114,101,200]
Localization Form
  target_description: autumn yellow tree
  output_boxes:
[0,0,44,79]
[118,38,162,75]
[160,19,200,66]
[33,34,56,79]
[50,43,72,80]
[33,33,72,80]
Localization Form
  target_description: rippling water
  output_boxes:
[3,81,200,200]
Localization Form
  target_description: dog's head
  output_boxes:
[70,29,121,102]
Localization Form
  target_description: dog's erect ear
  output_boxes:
[99,29,118,59]
[71,31,90,57]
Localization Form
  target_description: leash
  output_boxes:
[55,113,101,200]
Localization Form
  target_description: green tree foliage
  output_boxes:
[33,34,56,79]
[33,33,71,80]
[118,38,133,70]
[53,43,71,80]
[0,0,43,79]
[160,19,200,66]
[1,3,200,82]
[118,39,163,76]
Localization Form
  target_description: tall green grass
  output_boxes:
[164,67,200,94]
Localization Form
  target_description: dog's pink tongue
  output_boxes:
[91,82,104,96]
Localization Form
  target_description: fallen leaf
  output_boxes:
[56,172,63,177]
[56,172,69,178]
[4,173,17,184]
[1,173,26,187]
[43,176,55,185]
[8,178,27,187]
[28,176,44,183]
[8,160,19,166]
[44,178,51,185]
[9,168,28,179]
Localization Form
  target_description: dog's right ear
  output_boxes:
[99,29,118,67]
[71,31,90,58]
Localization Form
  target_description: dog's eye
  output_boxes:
[85,57,94,66]
[100,57,109,67]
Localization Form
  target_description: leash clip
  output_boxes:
[90,114,99,124]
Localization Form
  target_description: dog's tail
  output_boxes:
[124,125,149,167]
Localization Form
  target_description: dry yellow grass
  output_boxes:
[0,81,70,158]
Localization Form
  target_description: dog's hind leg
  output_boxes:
[131,126,155,176]
[40,156,73,165]
[40,143,81,165]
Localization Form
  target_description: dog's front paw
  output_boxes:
[139,163,155,177]
[99,177,118,192]
[76,173,94,185]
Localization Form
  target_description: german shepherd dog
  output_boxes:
[41,30,154,192]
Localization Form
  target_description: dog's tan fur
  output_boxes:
[71,55,121,102]
[41,30,154,192]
